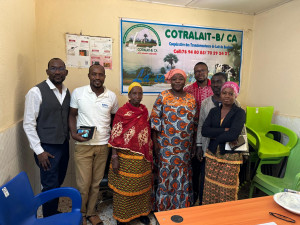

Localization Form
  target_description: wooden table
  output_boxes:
[154,196,300,225]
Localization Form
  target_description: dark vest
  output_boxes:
[36,80,70,144]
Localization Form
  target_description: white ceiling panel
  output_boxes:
[136,0,193,5]
[130,0,293,15]
[187,0,292,15]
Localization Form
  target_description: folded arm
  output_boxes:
[201,110,226,138]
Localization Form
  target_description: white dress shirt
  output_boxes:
[23,79,68,155]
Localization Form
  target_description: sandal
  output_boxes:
[82,216,87,225]
[87,215,104,225]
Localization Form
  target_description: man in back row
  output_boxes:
[23,58,70,217]
[69,63,118,225]
[184,62,213,204]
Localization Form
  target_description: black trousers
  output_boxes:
[192,156,206,205]
[34,139,69,217]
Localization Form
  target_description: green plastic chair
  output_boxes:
[246,106,297,161]
[249,139,300,197]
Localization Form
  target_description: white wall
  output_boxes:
[0,0,39,192]
[248,0,300,135]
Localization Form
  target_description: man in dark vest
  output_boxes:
[23,58,70,217]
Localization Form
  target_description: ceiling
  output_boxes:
[130,0,293,15]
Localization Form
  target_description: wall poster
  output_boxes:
[120,19,243,94]
[66,34,112,69]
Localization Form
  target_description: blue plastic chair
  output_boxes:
[0,171,82,225]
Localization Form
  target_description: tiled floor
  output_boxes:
[38,182,266,224]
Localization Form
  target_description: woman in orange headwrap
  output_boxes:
[150,69,197,211]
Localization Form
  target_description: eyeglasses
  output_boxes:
[195,69,208,74]
[48,67,66,72]
[269,212,295,223]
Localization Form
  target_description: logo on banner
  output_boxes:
[123,24,161,55]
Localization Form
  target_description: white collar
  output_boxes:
[46,78,67,92]
[88,85,108,97]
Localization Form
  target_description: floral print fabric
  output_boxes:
[150,90,197,211]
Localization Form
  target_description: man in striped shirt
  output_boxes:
[184,62,213,205]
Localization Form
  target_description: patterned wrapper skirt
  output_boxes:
[202,147,243,205]
[156,161,193,211]
[108,149,152,222]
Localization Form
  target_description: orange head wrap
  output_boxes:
[164,69,187,84]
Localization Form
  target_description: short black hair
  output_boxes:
[89,63,104,74]
[48,58,65,68]
[213,72,227,81]
[194,62,208,70]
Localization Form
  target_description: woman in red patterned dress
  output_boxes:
[108,82,153,225]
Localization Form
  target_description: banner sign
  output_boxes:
[121,19,243,94]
